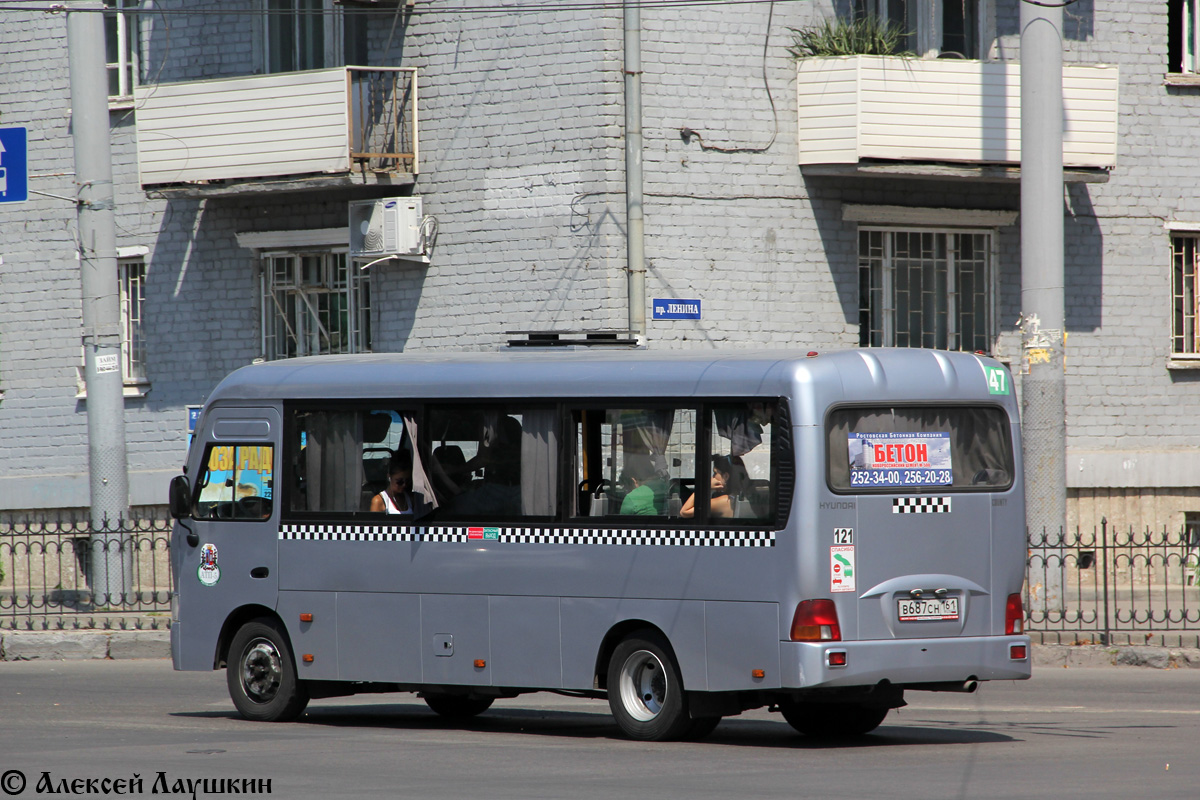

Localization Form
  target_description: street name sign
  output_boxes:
[652,299,702,320]
[0,127,29,204]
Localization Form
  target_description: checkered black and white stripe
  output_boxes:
[281,524,417,542]
[280,523,775,547]
[892,496,952,514]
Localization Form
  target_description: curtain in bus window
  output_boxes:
[714,406,764,457]
[520,409,558,517]
[625,409,674,475]
[619,409,678,518]
[305,411,364,512]
[404,415,439,511]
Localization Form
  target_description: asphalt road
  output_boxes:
[0,659,1197,799]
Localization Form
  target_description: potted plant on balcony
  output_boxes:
[790,15,1018,166]
[786,15,912,59]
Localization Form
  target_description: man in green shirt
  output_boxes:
[620,454,664,516]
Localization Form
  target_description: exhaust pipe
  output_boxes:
[916,679,979,693]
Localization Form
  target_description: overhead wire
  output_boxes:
[0,0,800,14]
[678,0,777,155]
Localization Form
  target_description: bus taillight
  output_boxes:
[1005,593,1024,635]
[790,599,841,642]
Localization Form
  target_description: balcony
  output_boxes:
[134,67,417,197]
[796,56,1118,182]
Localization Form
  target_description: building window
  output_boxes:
[859,228,995,353]
[264,0,355,73]
[1169,0,1200,74]
[1174,235,1200,356]
[261,251,370,360]
[119,258,147,383]
[855,0,981,58]
[104,0,140,99]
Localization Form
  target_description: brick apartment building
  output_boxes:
[0,0,1197,533]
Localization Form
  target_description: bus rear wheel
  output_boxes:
[423,694,494,719]
[778,699,888,737]
[226,618,309,722]
[607,631,692,741]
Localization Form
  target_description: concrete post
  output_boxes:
[624,5,646,342]
[67,1,132,605]
[1020,1,1066,613]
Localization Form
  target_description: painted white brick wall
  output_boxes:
[0,1,1197,514]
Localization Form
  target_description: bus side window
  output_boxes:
[194,444,275,521]
[289,407,427,516]
[425,405,558,521]
[573,407,697,520]
[709,403,775,523]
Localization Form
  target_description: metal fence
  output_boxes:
[1026,520,1200,646]
[4,516,1200,643]
[0,517,172,631]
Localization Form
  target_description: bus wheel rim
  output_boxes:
[241,639,283,703]
[619,649,667,722]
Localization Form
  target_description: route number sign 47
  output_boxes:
[984,365,1010,396]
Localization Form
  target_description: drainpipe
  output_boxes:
[624,4,646,343]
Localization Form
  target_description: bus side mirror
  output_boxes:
[169,475,193,520]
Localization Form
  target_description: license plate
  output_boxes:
[897,597,959,621]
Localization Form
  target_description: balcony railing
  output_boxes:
[796,55,1118,170]
[134,66,417,188]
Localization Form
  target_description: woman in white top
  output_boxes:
[370,452,415,516]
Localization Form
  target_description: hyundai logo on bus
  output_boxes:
[0,127,28,204]
[652,299,701,320]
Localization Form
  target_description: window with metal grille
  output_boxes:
[119,258,147,383]
[1173,235,1200,356]
[858,228,995,353]
[261,252,370,360]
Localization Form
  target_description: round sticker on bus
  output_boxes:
[197,543,221,587]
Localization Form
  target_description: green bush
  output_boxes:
[787,15,912,58]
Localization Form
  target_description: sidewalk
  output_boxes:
[1,613,170,661]
[3,627,1200,668]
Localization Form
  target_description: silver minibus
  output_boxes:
[168,347,1030,741]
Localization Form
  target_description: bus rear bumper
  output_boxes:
[781,635,1032,690]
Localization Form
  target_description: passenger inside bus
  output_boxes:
[618,454,666,515]
[447,415,523,516]
[680,455,737,519]
[369,450,418,516]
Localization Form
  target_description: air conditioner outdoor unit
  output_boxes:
[349,196,424,258]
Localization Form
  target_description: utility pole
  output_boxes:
[624,4,646,343]
[66,1,132,605]
[1020,0,1066,613]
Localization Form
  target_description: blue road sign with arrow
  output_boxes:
[0,127,29,204]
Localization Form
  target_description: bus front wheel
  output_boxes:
[778,699,888,737]
[607,631,691,741]
[226,618,309,722]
